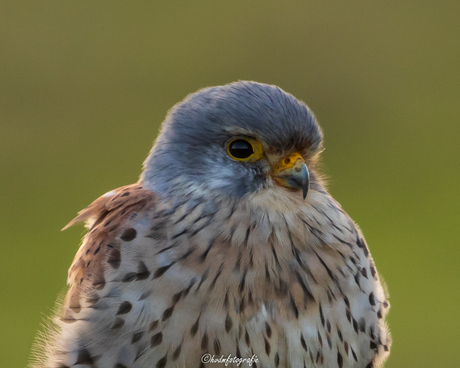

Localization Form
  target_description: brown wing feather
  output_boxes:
[61,182,156,321]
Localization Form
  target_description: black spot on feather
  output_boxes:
[149,320,158,331]
[151,332,163,347]
[116,301,132,315]
[162,306,174,321]
[201,333,208,350]
[337,352,343,368]
[264,337,271,356]
[156,355,167,368]
[107,249,121,269]
[369,292,376,306]
[112,318,124,329]
[300,333,307,352]
[172,344,182,360]
[121,228,137,241]
[191,316,200,337]
[153,262,175,278]
[225,314,233,333]
[130,331,144,345]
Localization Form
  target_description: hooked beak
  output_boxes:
[271,152,310,199]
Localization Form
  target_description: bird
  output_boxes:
[31,81,391,368]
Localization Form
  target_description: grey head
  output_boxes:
[142,81,323,203]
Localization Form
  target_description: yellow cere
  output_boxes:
[273,152,305,173]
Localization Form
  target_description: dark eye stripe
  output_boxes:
[228,140,254,159]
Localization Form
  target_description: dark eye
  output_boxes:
[228,139,254,159]
[226,137,264,162]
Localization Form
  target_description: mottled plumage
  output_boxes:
[31,81,390,368]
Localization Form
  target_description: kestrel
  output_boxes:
[33,82,390,368]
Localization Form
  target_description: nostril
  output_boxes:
[284,158,290,165]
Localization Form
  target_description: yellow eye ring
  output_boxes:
[226,137,264,162]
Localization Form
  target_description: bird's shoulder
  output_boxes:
[63,182,156,232]
[62,182,156,319]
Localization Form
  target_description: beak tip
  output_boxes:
[303,188,308,200]
[302,164,310,200]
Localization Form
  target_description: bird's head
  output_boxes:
[142,81,324,204]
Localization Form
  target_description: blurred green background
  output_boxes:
[1,1,459,367]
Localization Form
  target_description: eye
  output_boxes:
[228,139,253,158]
[226,137,264,162]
